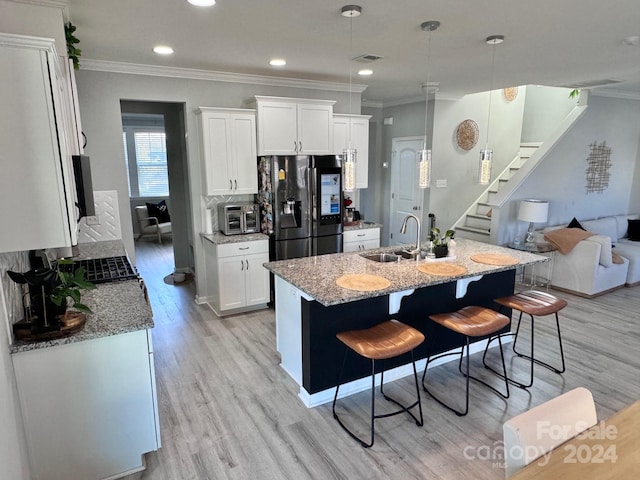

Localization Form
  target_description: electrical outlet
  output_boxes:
[86,215,100,225]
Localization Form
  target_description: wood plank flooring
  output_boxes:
[125,240,640,480]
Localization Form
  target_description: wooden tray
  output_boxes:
[335,274,391,292]
[417,263,468,276]
[470,253,519,266]
[13,311,87,342]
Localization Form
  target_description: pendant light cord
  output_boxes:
[348,14,353,148]
[423,28,433,150]
[485,40,498,149]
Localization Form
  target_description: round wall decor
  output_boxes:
[455,119,479,151]
[503,86,518,102]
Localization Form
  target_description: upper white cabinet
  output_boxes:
[333,114,371,189]
[197,107,258,195]
[252,96,335,156]
[0,34,78,253]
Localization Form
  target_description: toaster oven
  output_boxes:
[218,203,259,235]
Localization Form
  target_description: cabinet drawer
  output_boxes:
[217,240,269,258]
[343,228,379,243]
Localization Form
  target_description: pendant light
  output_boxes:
[479,34,504,185]
[418,20,440,189]
[341,5,361,192]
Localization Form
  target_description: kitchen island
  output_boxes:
[10,240,160,480]
[264,238,547,407]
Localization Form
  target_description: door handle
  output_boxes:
[234,179,238,190]
[239,247,250,250]
[229,179,233,190]
[240,259,244,271]
[294,140,298,152]
[298,141,302,152]
[245,259,249,270]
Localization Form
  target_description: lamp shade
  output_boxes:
[518,200,549,223]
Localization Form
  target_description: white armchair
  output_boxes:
[135,205,172,243]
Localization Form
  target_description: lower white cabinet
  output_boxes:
[12,329,160,480]
[343,227,380,252]
[205,239,270,315]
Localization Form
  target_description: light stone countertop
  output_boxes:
[343,222,383,231]
[201,232,269,245]
[264,238,547,307]
[10,240,153,354]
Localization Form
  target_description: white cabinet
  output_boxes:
[197,107,257,195]
[204,239,270,315]
[13,329,160,480]
[333,114,371,189]
[0,34,78,253]
[343,227,380,252]
[253,96,335,156]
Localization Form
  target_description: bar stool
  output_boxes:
[422,306,510,416]
[482,290,567,389]
[332,319,425,448]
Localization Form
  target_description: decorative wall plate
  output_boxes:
[503,87,518,102]
[455,119,479,151]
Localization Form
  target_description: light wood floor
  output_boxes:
[126,240,640,480]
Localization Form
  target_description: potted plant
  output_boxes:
[430,228,455,258]
[50,259,96,315]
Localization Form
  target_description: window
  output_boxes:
[122,118,169,197]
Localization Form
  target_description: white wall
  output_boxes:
[75,69,357,300]
[513,94,640,226]
[0,252,31,480]
[521,86,577,142]
[430,89,526,231]
[0,0,65,50]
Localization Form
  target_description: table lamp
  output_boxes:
[518,199,549,244]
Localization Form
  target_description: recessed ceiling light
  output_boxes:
[358,69,373,76]
[153,45,174,55]
[188,0,216,6]
[269,58,287,67]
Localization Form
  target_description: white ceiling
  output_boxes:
[67,0,640,104]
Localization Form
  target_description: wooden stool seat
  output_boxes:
[429,306,510,337]
[494,290,567,316]
[336,320,425,360]
[333,319,425,448]
[423,306,510,416]
[483,290,567,390]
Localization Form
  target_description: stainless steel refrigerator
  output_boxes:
[257,155,343,261]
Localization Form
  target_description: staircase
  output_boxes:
[454,143,541,242]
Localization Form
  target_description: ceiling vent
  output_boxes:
[562,79,622,88]
[353,54,384,63]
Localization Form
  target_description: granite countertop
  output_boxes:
[201,231,269,245]
[343,221,383,231]
[264,238,547,307]
[11,240,153,354]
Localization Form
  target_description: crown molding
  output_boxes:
[591,87,640,101]
[8,0,67,8]
[79,59,369,94]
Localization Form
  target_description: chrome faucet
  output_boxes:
[400,214,422,257]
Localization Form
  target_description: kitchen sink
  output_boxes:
[362,253,400,263]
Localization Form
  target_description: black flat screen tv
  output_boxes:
[72,154,96,219]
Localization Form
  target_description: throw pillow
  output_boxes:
[567,217,585,230]
[146,200,171,224]
[627,219,640,241]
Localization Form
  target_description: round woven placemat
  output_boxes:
[455,119,479,151]
[335,274,391,292]
[503,87,518,102]
[417,263,468,276]
[470,253,519,266]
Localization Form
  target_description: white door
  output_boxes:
[230,113,258,194]
[218,256,246,310]
[297,103,333,154]
[389,137,424,247]
[244,252,270,306]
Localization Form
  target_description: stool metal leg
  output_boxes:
[333,347,424,448]
[483,311,534,389]
[513,312,566,374]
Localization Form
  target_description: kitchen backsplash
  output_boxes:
[204,194,256,232]
[0,250,30,327]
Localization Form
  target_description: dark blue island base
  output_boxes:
[301,270,515,395]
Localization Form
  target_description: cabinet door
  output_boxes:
[200,112,232,195]
[256,101,297,155]
[244,252,270,306]
[360,238,380,250]
[230,113,258,194]
[0,38,73,253]
[332,115,349,154]
[297,103,333,154]
[350,117,370,188]
[342,241,360,253]
[218,255,246,310]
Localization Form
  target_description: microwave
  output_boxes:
[218,203,259,235]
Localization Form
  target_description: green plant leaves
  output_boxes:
[65,22,81,70]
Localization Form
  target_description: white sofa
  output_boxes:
[543,214,639,297]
